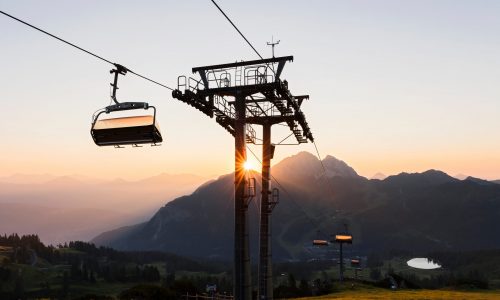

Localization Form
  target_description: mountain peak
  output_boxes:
[464,176,495,186]
[93,152,500,260]
[0,173,57,184]
[46,176,83,186]
[454,173,469,180]
[385,169,457,187]
[273,151,320,174]
[321,155,359,178]
[136,173,208,187]
[371,172,387,180]
[273,152,359,180]
[421,169,449,176]
[289,151,319,162]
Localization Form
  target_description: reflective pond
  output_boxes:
[407,257,441,269]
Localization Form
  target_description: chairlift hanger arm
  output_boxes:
[110,64,129,104]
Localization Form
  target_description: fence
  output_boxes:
[185,293,234,300]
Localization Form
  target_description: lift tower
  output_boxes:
[334,224,353,282]
[172,56,314,300]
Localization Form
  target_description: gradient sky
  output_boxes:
[1,0,499,180]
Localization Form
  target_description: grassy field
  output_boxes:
[296,289,500,299]
[292,281,500,300]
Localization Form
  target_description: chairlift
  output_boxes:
[335,224,353,282]
[312,230,329,246]
[352,258,362,280]
[334,234,353,244]
[312,239,329,246]
[334,223,353,244]
[351,258,360,267]
[91,64,163,147]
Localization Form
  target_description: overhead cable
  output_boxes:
[209,0,263,59]
[0,10,174,91]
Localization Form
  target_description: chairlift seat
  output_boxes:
[334,235,353,243]
[312,239,329,246]
[91,114,162,146]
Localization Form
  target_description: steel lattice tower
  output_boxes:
[172,56,313,300]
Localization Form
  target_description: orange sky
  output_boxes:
[0,1,499,181]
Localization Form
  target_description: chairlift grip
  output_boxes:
[110,64,128,104]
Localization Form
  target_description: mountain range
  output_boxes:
[93,152,500,261]
[0,173,208,244]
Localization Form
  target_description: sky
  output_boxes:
[0,0,499,180]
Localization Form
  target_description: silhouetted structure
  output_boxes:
[172,56,314,300]
[334,225,353,282]
[351,258,361,280]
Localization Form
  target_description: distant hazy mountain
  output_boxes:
[464,176,497,186]
[0,203,131,244]
[94,152,500,261]
[0,173,59,184]
[454,173,469,180]
[383,169,458,187]
[0,173,208,244]
[493,180,500,184]
[371,172,387,180]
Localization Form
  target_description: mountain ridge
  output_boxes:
[93,152,500,261]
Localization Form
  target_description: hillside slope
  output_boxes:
[94,152,500,260]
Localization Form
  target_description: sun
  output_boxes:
[243,161,254,171]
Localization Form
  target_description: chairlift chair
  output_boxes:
[312,239,329,247]
[351,258,360,267]
[334,224,353,244]
[91,102,162,147]
[334,234,353,244]
[312,230,329,246]
[91,64,162,147]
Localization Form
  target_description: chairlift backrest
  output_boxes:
[91,102,162,147]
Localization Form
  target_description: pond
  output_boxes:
[407,257,441,269]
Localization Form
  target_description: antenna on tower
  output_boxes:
[267,36,280,58]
